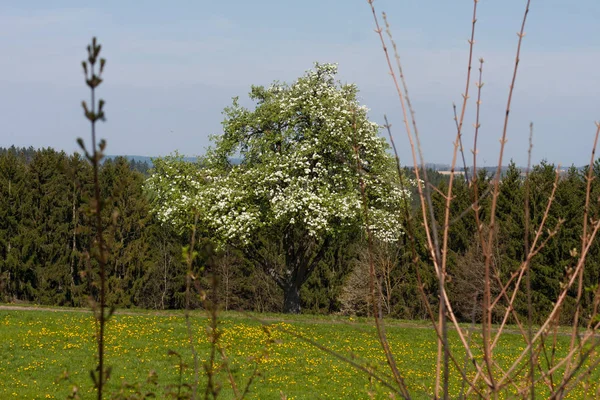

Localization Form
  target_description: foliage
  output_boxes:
[147,63,411,313]
[4,144,600,322]
[0,148,187,309]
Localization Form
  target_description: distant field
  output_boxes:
[0,306,596,399]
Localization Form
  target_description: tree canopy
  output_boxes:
[147,63,411,313]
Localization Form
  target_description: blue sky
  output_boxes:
[1,0,599,166]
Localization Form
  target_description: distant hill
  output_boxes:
[104,155,198,167]
[0,147,575,173]
[104,155,243,168]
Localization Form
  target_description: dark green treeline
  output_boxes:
[1,146,600,324]
[0,147,284,311]
[425,162,600,325]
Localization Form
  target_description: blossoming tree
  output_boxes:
[147,63,411,313]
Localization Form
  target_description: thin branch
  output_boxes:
[564,122,600,381]
[524,121,535,400]
[185,214,200,399]
[353,109,411,400]
[482,1,531,391]
[498,218,600,388]
[384,118,483,397]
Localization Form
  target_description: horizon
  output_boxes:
[0,147,589,170]
[1,1,599,166]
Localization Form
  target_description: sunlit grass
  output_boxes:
[0,308,597,399]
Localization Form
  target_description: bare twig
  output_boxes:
[437,1,480,394]
[384,118,484,397]
[452,104,471,184]
[524,121,535,399]
[498,218,600,388]
[353,110,411,400]
[482,0,531,391]
[372,8,495,396]
[185,214,200,399]
[564,123,600,373]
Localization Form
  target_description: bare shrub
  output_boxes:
[340,241,410,317]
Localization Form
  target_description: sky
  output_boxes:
[1,0,599,166]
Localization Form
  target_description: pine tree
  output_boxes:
[0,149,28,300]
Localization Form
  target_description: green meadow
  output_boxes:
[0,307,596,399]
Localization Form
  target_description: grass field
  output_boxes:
[0,306,597,399]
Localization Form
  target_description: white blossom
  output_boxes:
[146,63,413,247]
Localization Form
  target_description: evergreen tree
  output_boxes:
[0,149,28,300]
[100,157,154,307]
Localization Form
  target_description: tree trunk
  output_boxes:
[70,184,77,298]
[283,284,301,314]
[248,232,330,314]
